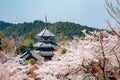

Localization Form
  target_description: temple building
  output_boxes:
[33,27,58,60]
[20,17,58,61]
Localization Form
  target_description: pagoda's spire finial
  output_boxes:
[45,15,47,28]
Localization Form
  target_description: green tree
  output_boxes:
[29,32,35,40]
[61,48,67,54]
[28,58,35,65]
[17,32,35,54]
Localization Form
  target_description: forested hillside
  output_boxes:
[0,20,98,40]
[0,21,13,30]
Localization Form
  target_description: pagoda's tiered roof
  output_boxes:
[33,41,58,48]
[34,50,54,56]
[37,28,55,37]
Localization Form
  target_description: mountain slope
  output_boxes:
[49,22,97,39]
[1,20,98,40]
[0,21,13,30]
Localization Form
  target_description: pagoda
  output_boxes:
[20,17,58,61]
[33,28,57,60]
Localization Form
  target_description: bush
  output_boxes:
[28,58,35,65]
[16,45,27,54]
[61,48,67,54]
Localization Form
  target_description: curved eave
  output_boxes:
[33,42,58,48]
[37,28,55,37]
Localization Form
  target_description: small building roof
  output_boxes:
[20,51,44,60]
[37,28,55,37]
[20,50,54,60]
[33,41,58,48]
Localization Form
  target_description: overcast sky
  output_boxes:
[0,0,113,28]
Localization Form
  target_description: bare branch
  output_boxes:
[105,0,120,25]
[116,0,120,7]
[107,21,120,38]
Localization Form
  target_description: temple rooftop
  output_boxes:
[33,41,58,48]
[37,28,55,37]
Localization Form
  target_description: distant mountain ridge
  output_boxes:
[0,20,98,40]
